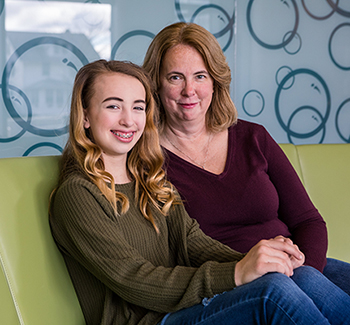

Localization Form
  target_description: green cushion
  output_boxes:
[0,156,84,325]
[0,265,20,325]
[296,144,350,263]
[0,144,349,323]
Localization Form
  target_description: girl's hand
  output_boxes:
[234,237,305,286]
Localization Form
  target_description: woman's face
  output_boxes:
[158,44,214,127]
[83,72,146,162]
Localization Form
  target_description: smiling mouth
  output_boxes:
[179,102,198,108]
[112,131,134,139]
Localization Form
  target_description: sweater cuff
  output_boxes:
[210,262,238,294]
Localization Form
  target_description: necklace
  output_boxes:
[164,132,213,169]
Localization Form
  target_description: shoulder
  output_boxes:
[58,173,99,196]
[53,173,107,211]
[229,119,272,144]
[51,173,116,228]
[229,119,268,135]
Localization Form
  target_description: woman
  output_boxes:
[49,59,350,324]
[143,22,350,294]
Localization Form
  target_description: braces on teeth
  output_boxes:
[113,131,133,139]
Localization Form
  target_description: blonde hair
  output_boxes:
[143,22,237,133]
[56,60,179,232]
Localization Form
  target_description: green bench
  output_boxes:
[0,143,349,324]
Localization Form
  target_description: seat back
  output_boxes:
[296,144,350,262]
[1,145,349,323]
[0,156,84,325]
[0,265,19,324]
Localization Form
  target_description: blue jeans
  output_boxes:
[158,266,350,325]
[323,257,350,295]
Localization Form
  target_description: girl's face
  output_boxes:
[158,44,214,127]
[84,72,146,163]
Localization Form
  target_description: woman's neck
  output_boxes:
[161,123,214,170]
[162,122,209,142]
[161,122,229,175]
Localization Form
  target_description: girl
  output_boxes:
[49,60,350,325]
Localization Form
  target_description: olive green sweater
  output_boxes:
[49,174,244,325]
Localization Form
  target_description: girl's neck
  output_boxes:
[102,155,131,184]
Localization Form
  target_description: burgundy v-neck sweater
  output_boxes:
[163,119,327,272]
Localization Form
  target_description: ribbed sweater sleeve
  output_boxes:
[50,174,244,324]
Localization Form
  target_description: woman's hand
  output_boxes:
[234,236,305,286]
[273,235,305,269]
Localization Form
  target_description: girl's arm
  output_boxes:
[50,176,240,313]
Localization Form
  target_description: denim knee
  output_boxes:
[323,258,350,296]
[291,265,324,288]
[253,272,295,295]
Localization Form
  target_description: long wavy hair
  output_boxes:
[143,22,238,133]
[54,60,179,232]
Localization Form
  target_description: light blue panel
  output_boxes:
[0,0,349,158]
[0,0,104,158]
[235,0,350,144]
[0,0,235,158]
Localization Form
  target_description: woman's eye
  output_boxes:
[169,75,181,81]
[134,106,145,111]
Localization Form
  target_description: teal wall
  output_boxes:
[0,0,349,158]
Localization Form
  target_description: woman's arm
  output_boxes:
[262,128,327,271]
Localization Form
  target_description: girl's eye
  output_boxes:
[107,104,120,110]
[134,106,145,111]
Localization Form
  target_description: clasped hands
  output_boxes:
[235,235,305,286]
